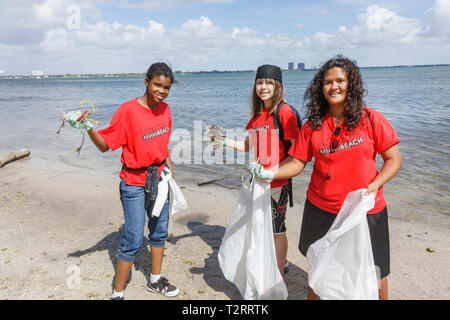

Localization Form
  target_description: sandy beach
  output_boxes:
[0,155,449,300]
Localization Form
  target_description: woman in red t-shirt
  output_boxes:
[222,64,300,280]
[66,63,179,300]
[249,57,402,300]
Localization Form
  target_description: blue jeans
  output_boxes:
[117,179,170,263]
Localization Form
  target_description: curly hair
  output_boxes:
[303,56,366,130]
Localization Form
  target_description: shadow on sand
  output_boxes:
[170,213,309,300]
[67,225,152,290]
[67,212,309,299]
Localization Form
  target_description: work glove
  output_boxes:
[221,137,228,147]
[65,111,94,131]
[248,162,274,181]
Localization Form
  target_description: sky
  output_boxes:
[0,0,449,75]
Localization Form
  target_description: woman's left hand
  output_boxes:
[364,144,402,198]
[365,182,379,197]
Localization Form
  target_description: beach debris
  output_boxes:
[0,149,30,168]
[197,167,236,187]
[75,131,86,157]
[426,246,435,253]
[167,233,175,243]
[56,100,99,156]
[204,123,225,150]
[56,117,66,135]
[182,258,195,265]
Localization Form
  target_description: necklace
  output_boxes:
[332,116,344,127]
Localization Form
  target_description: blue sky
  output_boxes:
[0,0,449,75]
[98,0,432,36]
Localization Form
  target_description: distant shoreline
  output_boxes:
[1,64,449,79]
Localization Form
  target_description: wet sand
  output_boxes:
[0,156,449,300]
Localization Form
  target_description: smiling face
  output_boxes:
[322,67,348,108]
[255,78,276,107]
[145,74,172,106]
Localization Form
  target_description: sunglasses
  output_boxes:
[331,127,341,150]
[327,127,342,180]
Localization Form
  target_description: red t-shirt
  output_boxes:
[98,98,172,187]
[246,103,300,188]
[289,107,400,214]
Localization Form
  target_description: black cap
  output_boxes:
[255,64,282,83]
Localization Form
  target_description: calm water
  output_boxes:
[0,67,449,222]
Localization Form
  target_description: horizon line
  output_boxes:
[1,63,449,77]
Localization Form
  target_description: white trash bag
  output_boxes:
[218,175,288,300]
[152,167,188,217]
[306,188,379,300]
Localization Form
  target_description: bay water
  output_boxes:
[0,66,449,223]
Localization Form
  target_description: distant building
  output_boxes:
[297,63,305,70]
[288,62,294,70]
[31,70,44,76]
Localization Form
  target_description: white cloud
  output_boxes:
[358,5,422,44]
[423,0,450,35]
[1,0,449,74]
[0,0,101,45]
[41,28,73,51]
[365,5,398,30]
[301,3,450,66]
[306,5,422,53]
[183,16,213,28]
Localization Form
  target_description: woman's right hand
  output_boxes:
[248,162,274,181]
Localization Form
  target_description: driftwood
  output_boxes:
[0,149,30,168]
[197,168,236,186]
[197,178,223,186]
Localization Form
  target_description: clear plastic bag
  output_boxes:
[306,189,379,300]
[218,175,288,300]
